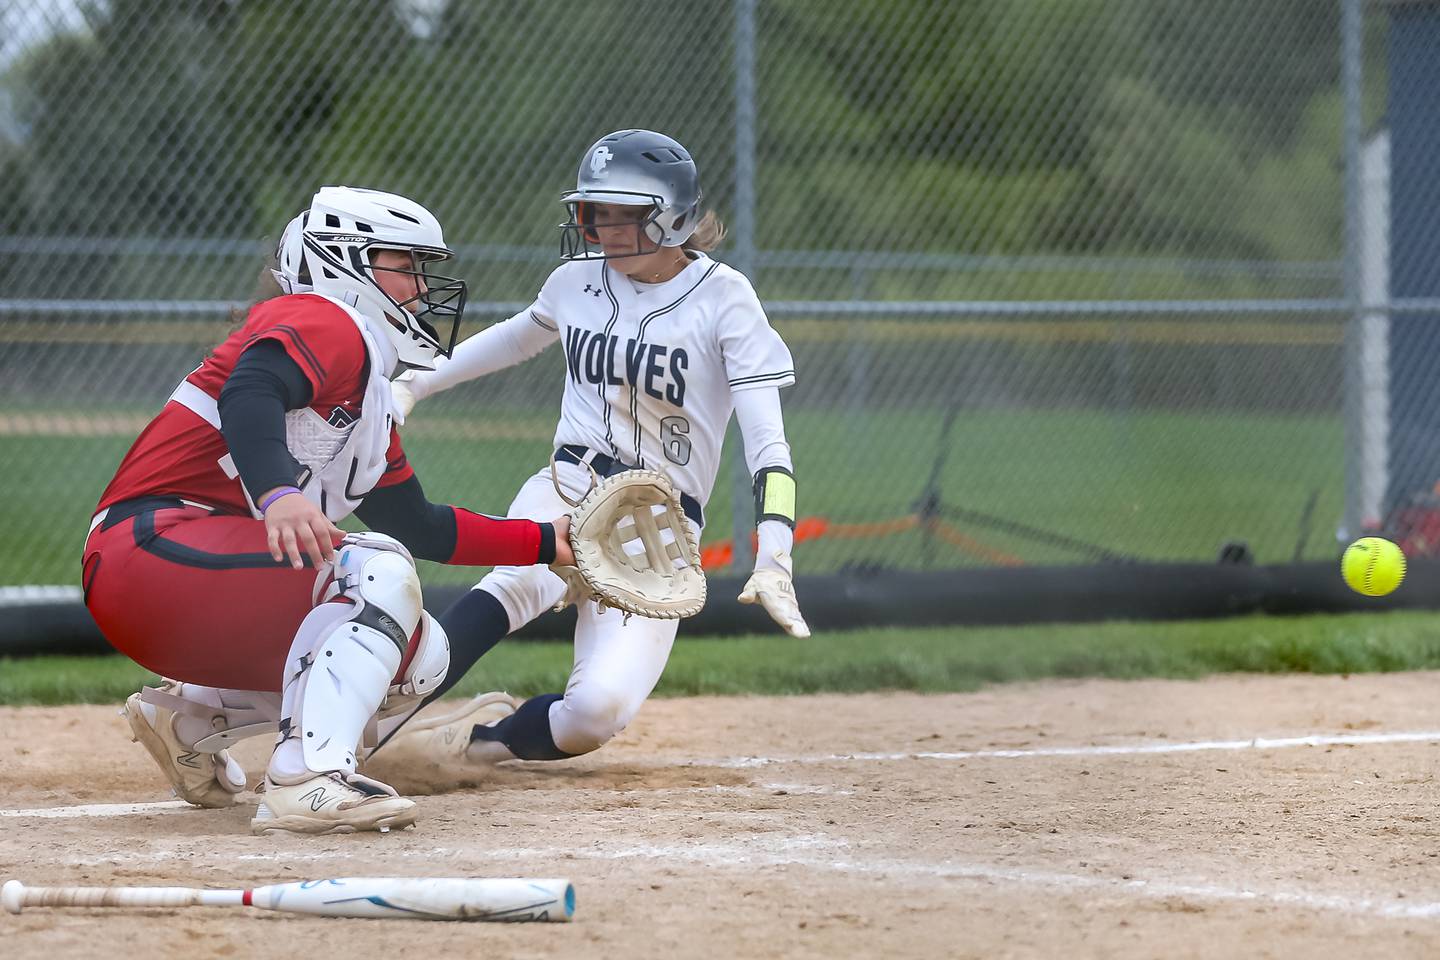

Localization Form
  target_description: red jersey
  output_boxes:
[97,294,415,516]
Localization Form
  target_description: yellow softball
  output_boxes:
[1341,537,1407,597]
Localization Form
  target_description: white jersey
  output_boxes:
[522,254,794,506]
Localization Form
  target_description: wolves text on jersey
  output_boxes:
[563,328,688,407]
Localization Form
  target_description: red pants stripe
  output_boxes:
[83,505,325,692]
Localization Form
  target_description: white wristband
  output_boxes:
[755,521,794,575]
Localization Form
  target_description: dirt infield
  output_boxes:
[2,673,1438,959]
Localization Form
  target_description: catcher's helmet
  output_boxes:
[559,129,702,261]
[301,186,467,373]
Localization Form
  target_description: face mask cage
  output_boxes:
[363,245,468,359]
[559,194,665,261]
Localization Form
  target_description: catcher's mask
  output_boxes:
[303,185,468,373]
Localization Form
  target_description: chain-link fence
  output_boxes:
[0,0,1409,590]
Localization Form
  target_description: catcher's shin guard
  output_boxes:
[123,681,248,808]
[139,683,280,753]
[273,535,440,780]
[379,610,449,717]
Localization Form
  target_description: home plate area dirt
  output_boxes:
[2,672,1438,959]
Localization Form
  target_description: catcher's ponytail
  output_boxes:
[214,251,288,355]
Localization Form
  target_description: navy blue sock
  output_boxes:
[471,692,575,760]
[426,588,511,705]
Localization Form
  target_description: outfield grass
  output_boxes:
[3,612,1436,706]
[3,406,1344,587]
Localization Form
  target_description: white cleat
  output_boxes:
[123,685,246,809]
[251,771,416,836]
[368,691,520,774]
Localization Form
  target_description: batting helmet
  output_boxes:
[559,130,702,261]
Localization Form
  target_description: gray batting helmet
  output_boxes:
[559,129,702,261]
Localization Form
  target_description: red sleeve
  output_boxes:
[448,509,554,566]
[370,427,552,565]
[375,426,415,488]
[245,295,366,404]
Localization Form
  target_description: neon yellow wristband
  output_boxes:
[753,467,796,527]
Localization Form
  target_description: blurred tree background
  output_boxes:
[0,0,1366,304]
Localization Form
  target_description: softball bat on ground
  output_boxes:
[2,877,574,922]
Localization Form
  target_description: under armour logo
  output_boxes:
[300,787,332,812]
[590,146,613,177]
[583,284,602,297]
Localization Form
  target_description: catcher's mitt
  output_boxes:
[550,466,706,620]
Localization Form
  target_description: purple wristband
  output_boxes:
[259,486,302,514]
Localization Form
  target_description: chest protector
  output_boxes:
[170,294,397,522]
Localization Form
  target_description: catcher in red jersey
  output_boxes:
[84,186,574,836]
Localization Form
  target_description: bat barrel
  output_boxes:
[249,877,576,921]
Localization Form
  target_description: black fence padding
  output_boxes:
[2,562,1435,658]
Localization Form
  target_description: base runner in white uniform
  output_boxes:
[373,129,809,766]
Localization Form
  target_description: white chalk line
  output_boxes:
[0,783,843,821]
[41,834,1440,922]
[0,800,189,819]
[575,837,1440,922]
[707,729,1440,768]
[9,727,1438,923]
[3,729,1433,822]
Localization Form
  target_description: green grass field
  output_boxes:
[3,406,1344,587]
[3,612,1435,706]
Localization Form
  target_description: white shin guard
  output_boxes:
[142,684,281,753]
[272,538,428,781]
[385,611,449,708]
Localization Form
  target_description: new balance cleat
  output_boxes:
[251,771,416,835]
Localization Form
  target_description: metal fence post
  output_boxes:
[730,0,758,572]
[1340,0,1365,543]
